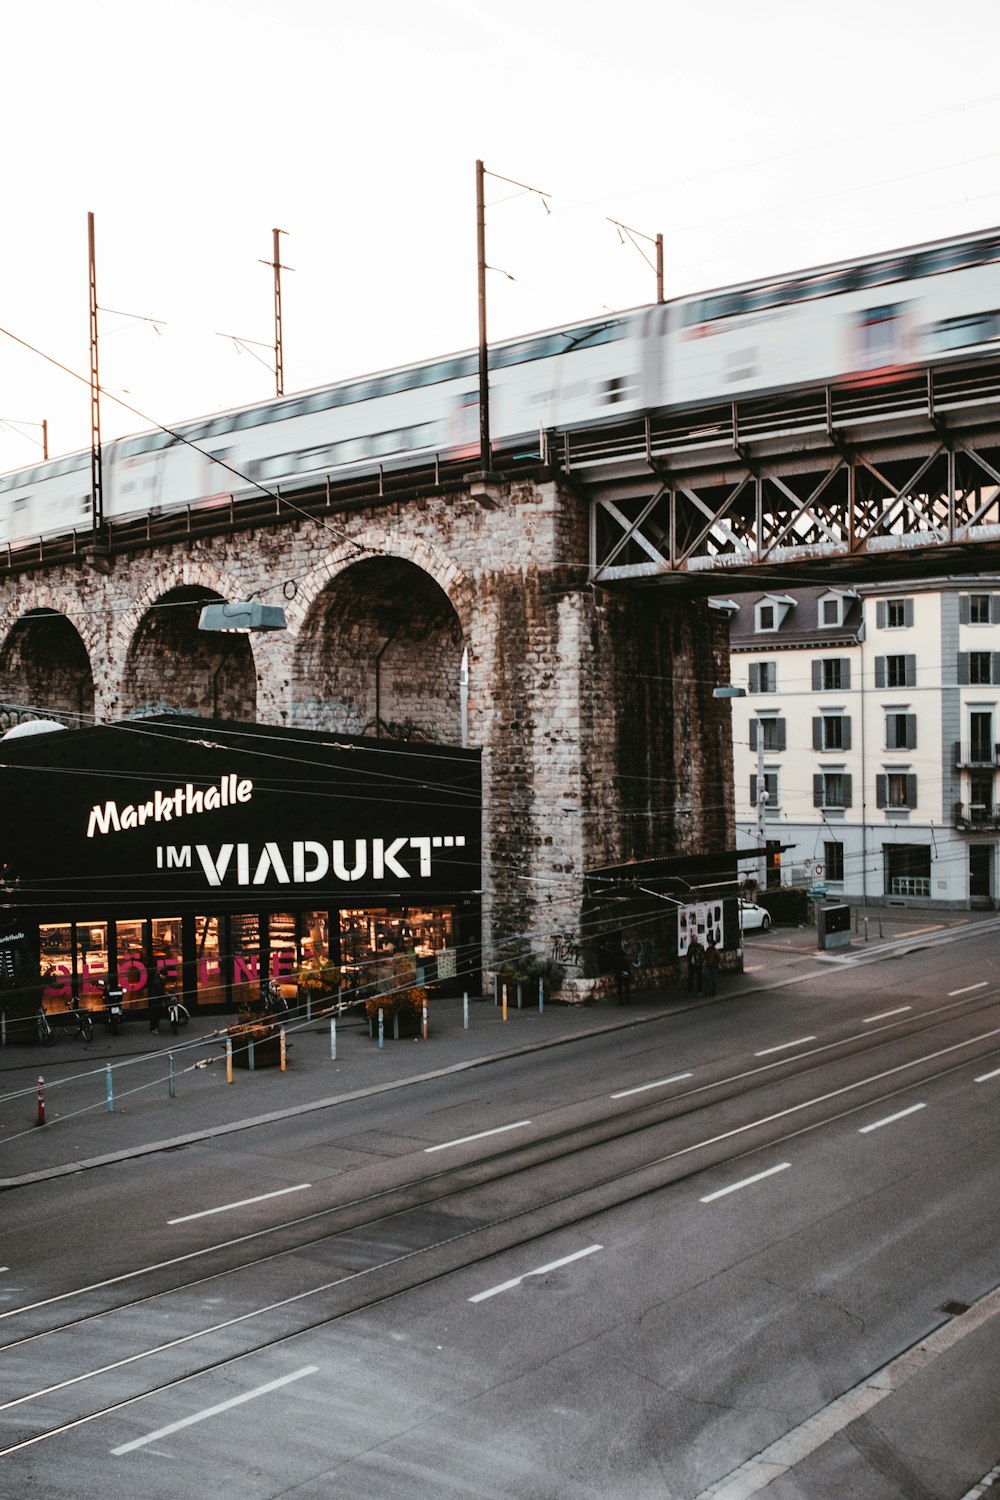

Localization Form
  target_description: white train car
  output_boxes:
[3,225,1000,549]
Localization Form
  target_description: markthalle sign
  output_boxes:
[0,714,481,918]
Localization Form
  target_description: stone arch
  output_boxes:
[0,608,94,729]
[293,555,466,743]
[121,584,257,720]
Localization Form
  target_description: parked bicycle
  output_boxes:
[166,994,190,1036]
[38,998,94,1046]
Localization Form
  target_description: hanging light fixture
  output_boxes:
[198,601,287,633]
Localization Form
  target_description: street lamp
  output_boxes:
[198,602,287,633]
[713,685,767,892]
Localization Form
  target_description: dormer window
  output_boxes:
[755,594,795,633]
[819,589,858,629]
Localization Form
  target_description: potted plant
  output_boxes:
[365,957,429,1039]
[225,1000,286,1069]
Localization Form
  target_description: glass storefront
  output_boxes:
[39,923,73,1006]
[194,915,223,1007]
[230,913,261,1009]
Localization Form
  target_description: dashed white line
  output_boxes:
[754,1037,817,1056]
[974,1066,1000,1083]
[611,1072,693,1099]
[864,1006,912,1023]
[700,1163,791,1203]
[469,1244,603,1303]
[425,1120,532,1153]
[111,1365,317,1455]
[949,981,988,996]
[168,1185,312,1224]
[859,1103,926,1134]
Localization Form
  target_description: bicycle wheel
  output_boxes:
[39,1015,58,1046]
[176,1004,190,1028]
[79,1013,94,1042]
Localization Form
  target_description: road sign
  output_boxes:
[814,863,824,878]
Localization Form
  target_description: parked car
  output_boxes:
[739,899,772,932]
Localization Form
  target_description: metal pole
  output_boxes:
[36,1075,45,1127]
[168,1051,176,1098]
[87,211,104,535]
[539,977,544,1013]
[1,1011,5,1047]
[279,1026,286,1071]
[42,418,48,461]
[460,646,469,750]
[463,991,469,1029]
[655,233,664,303]
[517,982,522,1010]
[476,158,491,474]
[226,1037,233,1083]
[378,1008,384,1048]
[272,227,284,398]
[756,732,767,892]
[105,1063,113,1113]
[248,1036,255,1071]
[330,1016,337,1060]
[502,983,508,1022]
[422,1002,428,1041]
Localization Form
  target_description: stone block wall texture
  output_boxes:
[0,476,734,991]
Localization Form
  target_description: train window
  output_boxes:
[859,256,915,289]
[927,310,1000,352]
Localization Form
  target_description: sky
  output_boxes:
[1,0,999,472]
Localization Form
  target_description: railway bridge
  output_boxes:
[3,351,1000,986]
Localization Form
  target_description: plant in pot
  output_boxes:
[296,953,341,1008]
[365,956,429,1039]
[225,998,284,1068]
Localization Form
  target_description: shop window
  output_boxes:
[77,921,108,1002]
[194,916,224,1006]
[230,913,261,1009]
[269,912,298,990]
[116,919,149,1001]
[823,841,845,881]
[151,918,183,990]
[39,923,73,1006]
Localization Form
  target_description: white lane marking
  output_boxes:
[949,981,988,996]
[700,1162,791,1204]
[754,1037,816,1056]
[859,1103,926,1134]
[425,1120,532,1153]
[864,1006,912,1023]
[974,1066,1000,1083]
[611,1072,693,1099]
[0,1267,8,1273]
[469,1244,603,1303]
[167,1184,312,1224]
[111,1365,317,1455]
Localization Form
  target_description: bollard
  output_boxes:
[378,1008,384,1049]
[879,916,884,938]
[1,1010,5,1047]
[248,1036,255,1071]
[502,983,508,1023]
[168,1051,176,1099]
[539,977,544,1014]
[463,991,469,1030]
[280,1026,287,1071]
[517,982,523,1010]
[422,1002,428,1041]
[226,1037,233,1084]
[306,992,312,1023]
[105,1063,113,1113]
[330,1016,337,1060]
[494,974,499,1007]
[863,915,869,942]
[36,1075,45,1127]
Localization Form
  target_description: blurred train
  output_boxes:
[3,224,1000,548]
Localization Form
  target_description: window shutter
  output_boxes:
[877,600,887,628]
[748,662,761,693]
[960,595,971,624]
[750,775,757,806]
[876,775,887,809]
[842,774,853,808]
[904,713,917,749]
[811,660,822,691]
[875,656,886,688]
[906,774,917,807]
[958,652,970,684]
[749,720,758,750]
[992,653,1000,685]
[841,659,851,690]
[903,598,914,626]
[812,717,823,750]
[813,775,823,807]
[905,654,916,686]
[842,716,852,750]
[993,594,1000,625]
[776,718,786,750]
[764,662,776,693]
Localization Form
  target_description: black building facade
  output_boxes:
[0,715,481,1013]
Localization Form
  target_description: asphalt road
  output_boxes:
[3,919,1000,1497]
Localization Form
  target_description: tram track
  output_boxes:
[3,985,1000,1457]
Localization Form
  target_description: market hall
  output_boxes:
[0,714,481,1014]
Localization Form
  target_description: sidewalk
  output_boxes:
[1,904,994,1189]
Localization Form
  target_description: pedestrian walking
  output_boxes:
[687,935,705,994]
[147,963,166,1035]
[703,935,721,995]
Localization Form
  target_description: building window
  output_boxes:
[877,772,917,809]
[877,598,914,630]
[813,658,850,691]
[970,594,991,624]
[750,716,786,751]
[749,661,777,694]
[971,652,992,685]
[813,771,852,809]
[823,841,845,881]
[820,595,842,627]
[885,712,916,750]
[756,602,777,631]
[750,771,778,809]
[875,654,916,688]
[813,714,851,751]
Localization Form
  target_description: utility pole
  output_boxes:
[756,731,769,892]
[259,228,292,398]
[475,159,491,475]
[607,218,664,303]
[87,211,104,535]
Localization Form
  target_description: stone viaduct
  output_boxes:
[0,475,734,993]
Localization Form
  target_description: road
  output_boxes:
[2,920,1000,1497]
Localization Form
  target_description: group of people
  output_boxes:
[684,933,721,995]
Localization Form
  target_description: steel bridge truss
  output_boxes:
[565,355,1000,590]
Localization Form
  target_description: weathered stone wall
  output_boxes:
[0,476,733,994]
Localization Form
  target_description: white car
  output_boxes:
[739,899,772,932]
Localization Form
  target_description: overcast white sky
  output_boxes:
[2,0,999,471]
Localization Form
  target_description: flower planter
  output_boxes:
[226,1027,287,1069]
[368,1008,423,1040]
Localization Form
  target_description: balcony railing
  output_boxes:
[954,801,1000,830]
[954,740,1000,768]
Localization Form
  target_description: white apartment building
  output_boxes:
[712,578,1000,909]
